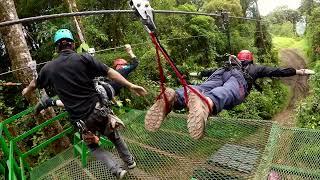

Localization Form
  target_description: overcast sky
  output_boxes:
[258,0,302,16]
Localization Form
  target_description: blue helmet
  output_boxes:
[53,29,74,44]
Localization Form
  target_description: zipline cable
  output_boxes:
[0,9,265,28]
[0,34,208,76]
[95,34,207,53]
[0,61,48,76]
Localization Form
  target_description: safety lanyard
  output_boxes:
[149,32,212,112]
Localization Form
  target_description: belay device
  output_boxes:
[130,0,212,112]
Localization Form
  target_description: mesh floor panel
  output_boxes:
[29,110,320,180]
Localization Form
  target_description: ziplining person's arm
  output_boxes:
[253,65,315,79]
[22,79,36,96]
[107,68,146,96]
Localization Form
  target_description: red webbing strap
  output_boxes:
[155,45,169,112]
[149,32,212,112]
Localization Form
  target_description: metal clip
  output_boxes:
[99,107,109,117]
[95,103,109,117]
[76,120,88,134]
[130,0,156,32]
[88,48,95,56]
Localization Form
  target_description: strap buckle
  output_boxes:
[75,120,88,134]
[95,103,110,117]
[99,107,109,117]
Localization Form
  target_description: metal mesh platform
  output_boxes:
[29,110,320,180]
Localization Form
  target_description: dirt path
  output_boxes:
[272,49,309,127]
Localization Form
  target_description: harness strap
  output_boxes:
[155,45,170,113]
[75,119,88,134]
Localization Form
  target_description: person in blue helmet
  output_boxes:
[22,29,147,179]
[34,43,140,113]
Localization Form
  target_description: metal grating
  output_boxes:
[267,128,320,180]
[29,110,320,180]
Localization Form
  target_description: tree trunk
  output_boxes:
[66,0,85,44]
[0,0,70,153]
[293,21,297,36]
[253,0,266,62]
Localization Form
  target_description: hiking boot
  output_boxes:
[127,161,136,169]
[116,169,127,179]
[145,88,176,132]
[187,90,211,140]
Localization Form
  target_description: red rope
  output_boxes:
[155,45,169,112]
[149,32,212,112]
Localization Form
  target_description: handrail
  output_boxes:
[22,127,73,158]
[0,124,10,158]
[3,107,33,125]
[0,162,5,177]
[8,141,17,180]
[19,157,26,180]
[12,112,68,143]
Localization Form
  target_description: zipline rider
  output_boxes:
[145,50,315,140]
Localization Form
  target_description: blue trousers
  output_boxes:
[175,68,248,114]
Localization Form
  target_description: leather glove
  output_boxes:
[298,69,315,75]
[82,131,100,144]
[189,72,199,77]
[302,69,315,75]
[108,114,125,129]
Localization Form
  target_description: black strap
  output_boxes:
[74,119,88,134]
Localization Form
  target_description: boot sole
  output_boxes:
[145,88,175,132]
[187,90,209,140]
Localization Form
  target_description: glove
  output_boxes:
[82,131,100,144]
[124,44,131,50]
[108,114,125,129]
[125,44,132,54]
[189,72,199,77]
[34,95,56,114]
[301,69,315,75]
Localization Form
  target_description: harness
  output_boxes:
[75,78,114,135]
[93,77,115,108]
[223,55,262,93]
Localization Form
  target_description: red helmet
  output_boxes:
[237,50,253,61]
[113,59,128,70]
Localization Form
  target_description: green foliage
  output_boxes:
[229,21,256,53]
[220,79,289,120]
[299,0,320,16]
[296,3,320,129]
[266,6,302,42]
[266,6,302,25]
[16,0,66,18]
[272,36,308,55]
[203,0,243,16]
[305,7,320,63]
[239,0,255,16]
[296,62,320,129]
[270,22,296,38]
